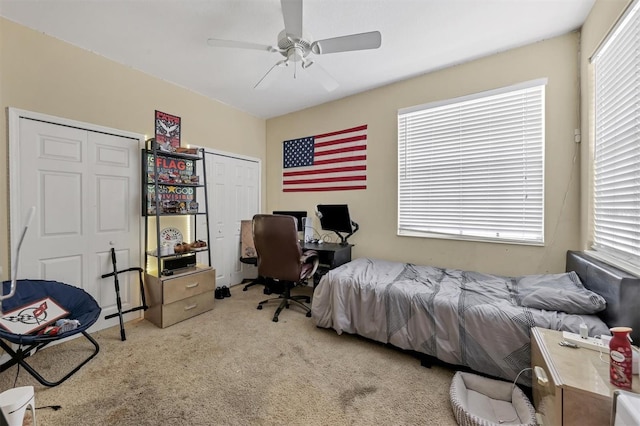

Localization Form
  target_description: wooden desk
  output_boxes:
[301,242,353,285]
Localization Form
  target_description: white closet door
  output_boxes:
[204,152,260,288]
[10,111,142,332]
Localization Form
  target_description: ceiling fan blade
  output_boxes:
[254,60,288,90]
[281,0,303,39]
[311,31,382,55]
[303,61,339,92]
[207,38,276,52]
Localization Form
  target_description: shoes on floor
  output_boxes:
[222,285,231,298]
[215,287,224,299]
[215,286,232,299]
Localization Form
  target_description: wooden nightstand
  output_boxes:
[144,266,216,328]
[531,327,640,426]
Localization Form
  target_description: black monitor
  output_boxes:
[272,210,307,232]
[316,204,359,245]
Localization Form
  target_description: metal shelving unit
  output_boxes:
[142,140,211,276]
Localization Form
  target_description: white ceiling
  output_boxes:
[0,0,595,119]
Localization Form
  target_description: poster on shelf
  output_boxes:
[146,153,195,183]
[155,110,181,150]
[146,153,198,214]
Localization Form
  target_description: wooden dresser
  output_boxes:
[144,266,216,328]
[531,327,640,426]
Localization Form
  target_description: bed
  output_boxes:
[311,251,640,386]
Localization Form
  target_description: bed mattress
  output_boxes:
[311,257,610,384]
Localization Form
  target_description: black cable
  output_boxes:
[36,405,62,411]
[12,345,21,387]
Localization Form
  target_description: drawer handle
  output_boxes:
[186,282,199,289]
[534,365,548,386]
[184,304,198,311]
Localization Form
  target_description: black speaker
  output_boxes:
[163,254,196,272]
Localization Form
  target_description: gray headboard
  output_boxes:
[566,250,640,343]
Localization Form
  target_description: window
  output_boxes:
[397,80,546,245]
[592,0,640,269]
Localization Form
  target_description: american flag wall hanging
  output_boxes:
[282,125,367,192]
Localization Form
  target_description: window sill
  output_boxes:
[398,230,544,246]
[584,250,640,278]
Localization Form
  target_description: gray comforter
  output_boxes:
[311,258,610,385]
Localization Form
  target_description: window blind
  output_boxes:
[592,0,640,267]
[398,80,545,244]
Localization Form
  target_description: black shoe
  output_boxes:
[215,288,224,299]
[222,285,231,298]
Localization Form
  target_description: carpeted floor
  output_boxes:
[0,284,458,425]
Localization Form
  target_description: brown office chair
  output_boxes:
[253,214,319,322]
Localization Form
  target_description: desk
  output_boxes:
[301,242,353,285]
[242,242,352,290]
[302,242,353,269]
[301,243,353,288]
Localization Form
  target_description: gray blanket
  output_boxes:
[311,258,610,385]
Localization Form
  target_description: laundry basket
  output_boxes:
[449,371,536,426]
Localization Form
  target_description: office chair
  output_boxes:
[252,214,319,322]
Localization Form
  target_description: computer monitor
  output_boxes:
[316,204,359,245]
[272,210,307,232]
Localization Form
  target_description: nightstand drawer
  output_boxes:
[163,269,216,304]
[161,292,215,328]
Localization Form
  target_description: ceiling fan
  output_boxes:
[206,0,382,91]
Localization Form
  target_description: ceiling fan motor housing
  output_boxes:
[277,30,311,62]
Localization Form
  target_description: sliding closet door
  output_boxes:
[9,109,143,332]
[204,152,260,288]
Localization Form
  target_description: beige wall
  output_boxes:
[0,18,266,280]
[2,2,625,280]
[267,33,582,276]
[579,0,631,249]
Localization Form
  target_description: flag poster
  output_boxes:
[282,125,367,192]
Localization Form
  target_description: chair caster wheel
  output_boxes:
[264,288,272,295]
[257,305,263,310]
[243,287,248,291]
[306,312,312,317]
[272,317,278,322]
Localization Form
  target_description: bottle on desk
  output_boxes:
[610,327,633,389]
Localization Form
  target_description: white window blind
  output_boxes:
[592,0,640,268]
[398,80,545,244]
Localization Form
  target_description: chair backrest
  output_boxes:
[253,214,303,282]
